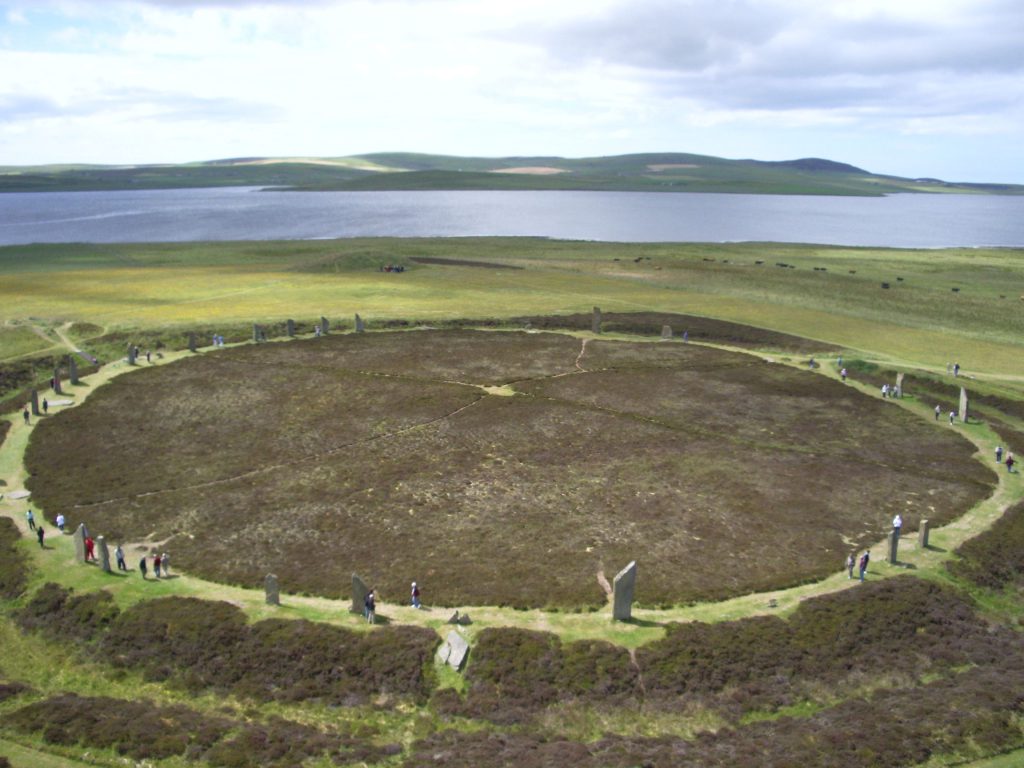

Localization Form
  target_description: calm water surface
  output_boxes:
[1,187,1022,247]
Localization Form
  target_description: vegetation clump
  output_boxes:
[0,517,29,599]
[16,583,121,642]
[948,500,1024,590]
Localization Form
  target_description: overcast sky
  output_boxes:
[1,0,1022,182]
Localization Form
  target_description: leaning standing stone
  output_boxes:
[53,368,62,394]
[188,332,197,352]
[661,325,673,340]
[918,518,930,549]
[887,530,899,564]
[286,319,295,337]
[265,574,280,605]
[30,389,40,416]
[97,535,111,573]
[612,560,637,621]
[355,313,365,333]
[592,306,602,334]
[68,355,79,385]
[959,387,969,423]
[321,316,330,335]
[895,372,904,398]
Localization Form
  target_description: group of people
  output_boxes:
[211,334,227,347]
[881,383,900,398]
[139,552,170,579]
[995,446,1016,472]
[363,581,425,624]
[379,264,406,273]
[846,550,871,581]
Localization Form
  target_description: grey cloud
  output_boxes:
[512,0,1024,117]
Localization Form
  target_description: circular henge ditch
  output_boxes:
[25,329,997,609]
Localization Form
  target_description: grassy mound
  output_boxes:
[24,330,995,607]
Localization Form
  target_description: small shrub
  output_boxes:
[948,500,1024,589]
[0,517,29,598]
[16,583,120,641]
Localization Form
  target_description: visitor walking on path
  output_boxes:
[949,411,956,425]
[42,398,48,413]
[84,536,96,562]
[154,553,162,578]
[22,407,29,425]
[840,368,847,382]
[26,509,35,531]
[161,553,170,576]
[139,556,148,580]
[996,446,1003,463]
[55,513,65,532]
[1007,453,1016,473]
[115,545,127,571]
[892,514,902,540]
[365,590,376,624]
[858,550,871,582]
[36,526,45,548]
[846,553,855,579]
[411,582,421,609]
[934,405,941,420]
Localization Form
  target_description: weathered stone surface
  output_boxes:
[30,389,40,416]
[265,574,280,605]
[612,560,637,621]
[253,324,262,343]
[188,332,197,352]
[918,518,930,549]
[321,316,330,335]
[355,313,365,333]
[127,345,136,365]
[895,372,905,399]
[351,573,369,614]
[661,325,673,340]
[887,530,899,564]
[959,387,969,423]
[592,306,602,334]
[286,319,295,337]
[447,611,461,625]
[72,524,87,564]
[52,368,62,394]
[436,639,452,665]
[97,535,111,573]
[445,630,470,670]
[69,356,79,385]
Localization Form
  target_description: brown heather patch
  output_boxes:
[24,330,994,608]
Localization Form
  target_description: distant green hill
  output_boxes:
[1,152,1020,196]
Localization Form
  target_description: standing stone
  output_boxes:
[592,306,602,334]
[72,524,87,563]
[188,332,197,353]
[97,535,111,573]
[68,355,79,385]
[918,518,930,549]
[660,325,673,340]
[958,387,968,423]
[321,316,330,335]
[127,344,137,365]
[253,324,261,343]
[887,530,899,564]
[30,389,40,417]
[265,574,280,605]
[444,630,470,670]
[351,573,369,614]
[895,372,905,399]
[612,560,637,621]
[286,319,295,337]
[52,368,63,394]
[355,313,365,333]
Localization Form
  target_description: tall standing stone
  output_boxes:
[127,344,137,365]
[72,524,87,564]
[68,355,79,385]
[52,368,63,394]
[887,530,899,564]
[918,518,930,549]
[958,387,968,423]
[592,306,602,334]
[286,319,295,337]
[895,372,904,399]
[265,574,280,605]
[253,324,262,342]
[188,332,197,353]
[351,573,369,614]
[660,325,673,340]
[321,316,330,335]
[97,535,111,573]
[612,560,637,621]
[30,389,40,416]
[355,314,365,333]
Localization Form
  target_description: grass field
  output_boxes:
[1,237,1023,767]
